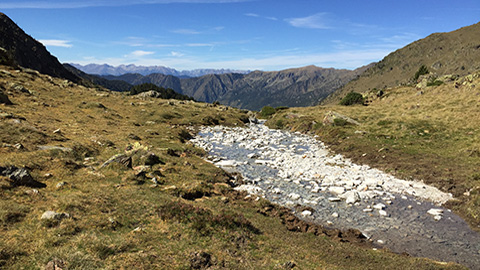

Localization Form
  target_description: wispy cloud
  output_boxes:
[169,51,185,57]
[39,39,73,48]
[171,28,202,35]
[0,0,251,9]
[129,50,155,57]
[245,13,278,21]
[286,13,331,29]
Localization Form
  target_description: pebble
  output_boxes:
[301,210,312,217]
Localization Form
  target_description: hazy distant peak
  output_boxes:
[70,63,251,77]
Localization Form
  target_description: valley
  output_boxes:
[1,9,480,270]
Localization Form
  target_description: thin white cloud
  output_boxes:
[169,51,185,57]
[39,39,73,48]
[0,0,251,9]
[130,50,155,57]
[171,29,202,35]
[245,13,277,21]
[286,13,331,29]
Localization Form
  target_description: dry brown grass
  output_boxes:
[0,65,466,269]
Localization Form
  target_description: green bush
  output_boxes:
[260,106,276,117]
[413,65,429,81]
[339,92,364,106]
[427,80,443,87]
[333,118,348,126]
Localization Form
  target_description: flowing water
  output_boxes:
[191,123,480,269]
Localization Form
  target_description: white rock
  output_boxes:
[41,211,69,220]
[363,208,373,213]
[328,186,345,195]
[379,210,388,216]
[344,191,361,204]
[215,160,237,167]
[301,210,312,217]
[328,197,341,202]
[289,193,301,200]
[331,212,339,218]
[427,208,444,216]
[373,203,386,210]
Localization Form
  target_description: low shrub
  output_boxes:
[260,106,276,117]
[158,201,259,235]
[339,92,364,106]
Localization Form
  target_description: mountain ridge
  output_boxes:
[70,63,250,77]
[102,64,372,110]
[324,21,480,104]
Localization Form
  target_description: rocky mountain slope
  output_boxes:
[325,21,480,104]
[104,65,371,110]
[71,63,250,77]
[0,13,81,83]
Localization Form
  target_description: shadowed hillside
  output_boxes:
[0,13,81,83]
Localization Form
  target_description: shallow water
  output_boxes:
[192,123,480,269]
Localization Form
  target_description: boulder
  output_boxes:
[41,211,69,220]
[100,154,132,169]
[0,90,12,105]
[322,111,359,126]
[0,166,46,188]
[141,152,164,166]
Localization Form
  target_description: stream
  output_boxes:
[191,122,480,269]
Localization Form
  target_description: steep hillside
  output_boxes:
[0,13,81,83]
[105,65,370,110]
[325,22,480,104]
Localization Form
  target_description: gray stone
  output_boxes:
[41,211,69,220]
[0,166,46,188]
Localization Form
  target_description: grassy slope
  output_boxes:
[266,71,480,232]
[0,65,465,269]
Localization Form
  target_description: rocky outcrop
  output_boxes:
[0,166,46,188]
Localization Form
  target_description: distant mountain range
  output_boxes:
[70,63,250,77]
[324,21,480,104]
[100,65,371,110]
[3,11,480,111]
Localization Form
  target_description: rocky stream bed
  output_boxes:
[191,122,480,269]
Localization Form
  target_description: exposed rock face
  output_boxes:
[0,13,81,83]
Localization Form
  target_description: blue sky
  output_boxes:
[2,0,479,71]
